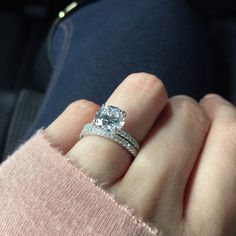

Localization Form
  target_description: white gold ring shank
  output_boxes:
[79,105,140,158]
[80,124,138,158]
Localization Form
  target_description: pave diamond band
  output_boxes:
[80,124,138,158]
[115,129,140,150]
[79,104,140,158]
[90,118,140,151]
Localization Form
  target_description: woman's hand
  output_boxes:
[45,73,236,236]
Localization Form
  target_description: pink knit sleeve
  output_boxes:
[0,130,162,236]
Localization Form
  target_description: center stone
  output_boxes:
[94,105,126,132]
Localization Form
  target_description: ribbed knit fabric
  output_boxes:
[0,130,162,236]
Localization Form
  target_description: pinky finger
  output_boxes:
[184,94,236,236]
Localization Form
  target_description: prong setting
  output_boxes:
[81,105,140,158]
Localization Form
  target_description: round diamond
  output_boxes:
[94,105,126,132]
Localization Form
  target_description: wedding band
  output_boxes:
[80,104,140,158]
[80,124,138,157]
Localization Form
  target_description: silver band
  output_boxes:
[116,129,140,151]
[89,117,140,151]
[79,104,140,158]
[80,124,138,158]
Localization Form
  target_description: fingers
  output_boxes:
[114,96,210,234]
[184,94,236,235]
[67,73,168,186]
[45,100,99,153]
[105,73,167,142]
[44,90,236,236]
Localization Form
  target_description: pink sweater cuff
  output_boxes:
[0,130,161,235]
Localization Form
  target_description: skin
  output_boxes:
[45,73,236,236]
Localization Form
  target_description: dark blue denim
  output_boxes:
[27,0,215,137]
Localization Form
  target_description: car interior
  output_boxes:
[1,0,236,162]
[0,0,74,160]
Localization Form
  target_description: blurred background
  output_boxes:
[0,0,73,159]
[1,0,236,161]
[0,0,73,92]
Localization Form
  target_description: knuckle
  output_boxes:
[170,95,209,127]
[66,99,97,113]
[127,72,159,81]
[125,72,167,95]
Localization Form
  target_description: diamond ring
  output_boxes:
[80,104,140,158]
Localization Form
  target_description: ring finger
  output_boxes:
[67,73,168,187]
